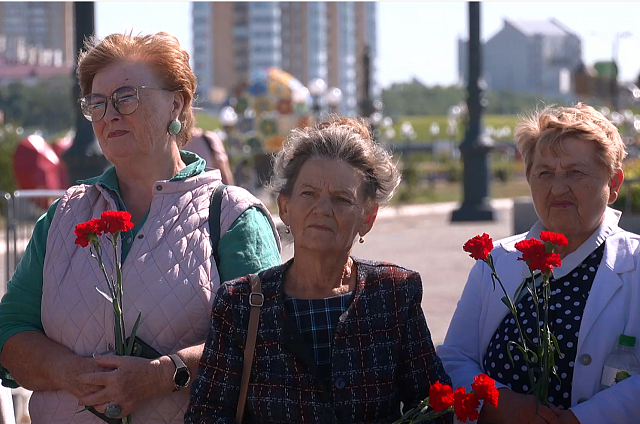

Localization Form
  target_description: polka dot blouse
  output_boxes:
[482,243,605,409]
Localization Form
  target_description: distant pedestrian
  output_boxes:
[186,127,235,185]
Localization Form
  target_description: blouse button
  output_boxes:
[334,378,346,389]
[137,234,144,239]
[156,185,163,191]
[579,354,591,366]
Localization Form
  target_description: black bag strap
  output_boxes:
[209,183,227,271]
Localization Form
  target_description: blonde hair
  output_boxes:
[270,116,401,204]
[515,103,627,178]
[77,32,197,148]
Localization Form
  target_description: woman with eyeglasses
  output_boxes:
[0,32,282,424]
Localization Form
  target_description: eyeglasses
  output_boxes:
[79,85,169,122]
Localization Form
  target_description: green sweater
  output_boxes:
[0,151,281,387]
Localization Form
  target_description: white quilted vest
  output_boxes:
[33,170,280,424]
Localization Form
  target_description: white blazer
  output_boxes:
[437,207,640,424]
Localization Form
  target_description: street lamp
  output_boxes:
[62,1,109,185]
[451,1,495,222]
[326,87,343,115]
[401,121,417,143]
[368,112,383,141]
[218,106,238,141]
[308,78,327,119]
[291,87,311,115]
[429,122,440,138]
[592,31,632,111]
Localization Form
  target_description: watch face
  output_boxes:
[175,368,190,387]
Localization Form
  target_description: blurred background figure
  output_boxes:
[186,127,234,185]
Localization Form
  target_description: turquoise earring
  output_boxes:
[168,119,182,135]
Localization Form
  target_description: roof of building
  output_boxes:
[506,18,578,38]
[0,59,72,81]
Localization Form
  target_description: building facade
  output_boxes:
[192,1,377,116]
[458,18,582,99]
[0,2,74,66]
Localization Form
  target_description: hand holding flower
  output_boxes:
[77,354,176,419]
[478,388,560,424]
[74,211,140,423]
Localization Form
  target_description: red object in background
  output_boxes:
[13,134,68,191]
[52,136,73,158]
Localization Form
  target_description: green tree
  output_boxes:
[0,76,76,134]
[382,81,568,117]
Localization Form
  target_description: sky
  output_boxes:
[96,1,640,89]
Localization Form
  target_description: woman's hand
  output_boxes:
[76,354,175,418]
[478,388,560,424]
[62,355,110,400]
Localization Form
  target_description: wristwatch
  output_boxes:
[168,353,190,391]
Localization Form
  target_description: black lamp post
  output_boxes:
[62,2,109,185]
[359,45,376,119]
[326,87,343,115]
[308,78,327,121]
[451,1,495,222]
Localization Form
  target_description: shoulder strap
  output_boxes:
[236,273,263,423]
[209,183,227,271]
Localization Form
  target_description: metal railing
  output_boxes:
[1,190,65,294]
[0,189,65,424]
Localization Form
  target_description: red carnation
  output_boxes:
[463,233,493,261]
[471,374,499,407]
[514,238,545,262]
[453,387,480,423]
[429,381,454,413]
[101,211,134,234]
[74,218,103,247]
[515,238,562,274]
[529,252,562,274]
[540,231,568,247]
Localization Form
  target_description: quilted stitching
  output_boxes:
[33,172,279,424]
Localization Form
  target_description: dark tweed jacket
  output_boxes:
[186,258,453,424]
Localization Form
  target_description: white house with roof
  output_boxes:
[458,18,582,99]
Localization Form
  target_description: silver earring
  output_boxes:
[359,236,365,244]
[168,119,182,135]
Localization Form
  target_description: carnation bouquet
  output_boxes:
[74,211,140,424]
[394,374,499,423]
[463,231,568,406]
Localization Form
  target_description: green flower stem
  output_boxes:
[391,398,451,424]
[486,257,530,355]
[112,233,126,356]
[87,227,135,424]
[92,244,117,301]
[486,256,555,406]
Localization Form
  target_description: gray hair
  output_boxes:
[270,116,401,204]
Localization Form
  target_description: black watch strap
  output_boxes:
[169,353,190,390]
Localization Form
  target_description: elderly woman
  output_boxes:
[185,117,452,423]
[438,103,640,424]
[0,33,281,423]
